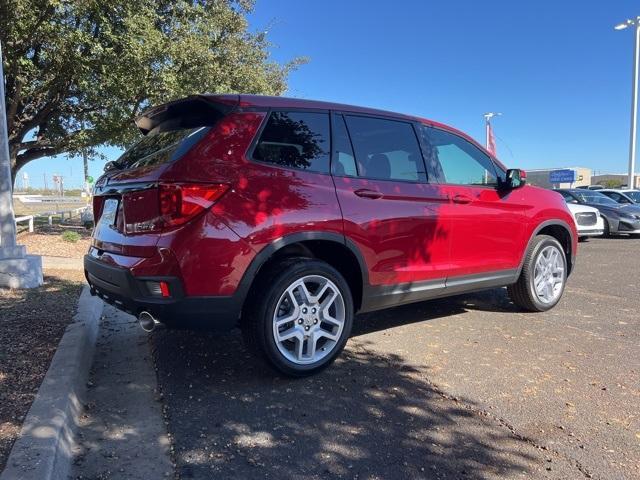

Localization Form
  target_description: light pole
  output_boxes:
[614,16,640,189]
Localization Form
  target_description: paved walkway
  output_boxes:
[69,305,173,479]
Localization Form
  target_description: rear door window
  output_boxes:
[253,111,331,173]
[344,115,426,182]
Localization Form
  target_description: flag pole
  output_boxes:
[483,112,501,154]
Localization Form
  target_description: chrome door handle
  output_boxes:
[452,194,472,204]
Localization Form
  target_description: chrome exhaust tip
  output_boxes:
[138,311,159,333]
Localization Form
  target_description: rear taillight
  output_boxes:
[124,183,228,234]
[159,183,228,228]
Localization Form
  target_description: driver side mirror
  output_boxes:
[504,168,527,189]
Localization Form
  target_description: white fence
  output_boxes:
[15,215,34,232]
[15,206,89,232]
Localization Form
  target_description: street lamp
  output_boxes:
[614,16,640,189]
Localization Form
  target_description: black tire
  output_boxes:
[603,217,611,237]
[507,235,567,312]
[241,257,354,377]
[578,236,588,243]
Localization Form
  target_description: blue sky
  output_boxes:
[17,0,640,188]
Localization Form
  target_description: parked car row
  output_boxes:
[555,188,640,238]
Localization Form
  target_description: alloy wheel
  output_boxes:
[533,245,565,304]
[272,275,346,365]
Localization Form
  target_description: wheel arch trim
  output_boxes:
[234,231,369,308]
[517,219,576,276]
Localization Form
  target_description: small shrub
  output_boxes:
[61,231,81,243]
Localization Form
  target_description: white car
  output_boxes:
[566,203,604,240]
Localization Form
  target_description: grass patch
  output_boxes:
[62,231,81,243]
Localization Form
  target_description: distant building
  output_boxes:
[591,173,640,189]
[525,167,591,189]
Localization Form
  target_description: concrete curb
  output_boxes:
[0,286,104,480]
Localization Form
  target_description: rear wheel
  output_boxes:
[508,235,567,312]
[603,218,611,237]
[242,258,353,377]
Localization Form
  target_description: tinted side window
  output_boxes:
[420,126,498,186]
[331,115,358,176]
[344,116,426,182]
[559,191,577,203]
[253,111,330,173]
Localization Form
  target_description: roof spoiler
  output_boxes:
[134,95,240,135]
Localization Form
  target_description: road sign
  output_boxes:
[549,169,576,183]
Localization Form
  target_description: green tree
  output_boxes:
[1,0,304,184]
[599,179,622,189]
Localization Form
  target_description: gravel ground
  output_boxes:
[149,237,640,480]
[0,269,85,471]
[17,224,92,258]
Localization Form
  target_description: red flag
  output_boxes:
[487,121,497,156]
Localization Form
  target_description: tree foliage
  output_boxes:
[599,179,623,189]
[0,0,304,183]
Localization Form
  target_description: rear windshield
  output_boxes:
[113,127,209,170]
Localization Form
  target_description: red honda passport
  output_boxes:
[85,95,577,376]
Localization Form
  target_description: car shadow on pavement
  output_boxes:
[353,287,518,337]
[150,324,542,480]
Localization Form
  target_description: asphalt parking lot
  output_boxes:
[149,237,640,480]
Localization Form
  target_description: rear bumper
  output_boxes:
[84,255,241,331]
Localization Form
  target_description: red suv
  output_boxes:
[85,95,577,376]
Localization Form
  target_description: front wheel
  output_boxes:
[242,258,353,377]
[507,235,567,312]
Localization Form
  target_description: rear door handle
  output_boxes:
[354,189,383,200]
[452,194,472,204]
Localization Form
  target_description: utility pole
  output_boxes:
[0,40,42,287]
[615,16,640,189]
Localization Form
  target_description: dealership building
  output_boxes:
[525,167,592,189]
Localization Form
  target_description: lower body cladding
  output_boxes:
[84,255,242,331]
